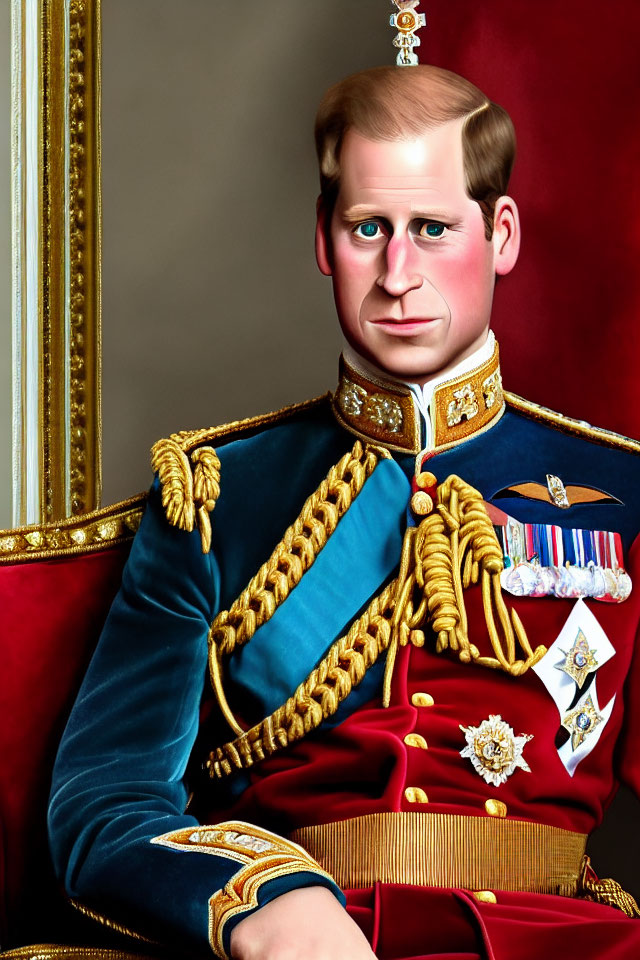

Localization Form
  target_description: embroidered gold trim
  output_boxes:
[172,395,331,454]
[0,949,158,960]
[151,397,332,553]
[579,855,640,918]
[334,347,504,454]
[333,359,419,453]
[208,440,382,736]
[0,495,145,565]
[67,898,159,946]
[152,820,325,868]
[432,347,503,447]
[505,392,640,454]
[431,404,507,458]
[207,473,543,779]
[151,821,334,960]
[209,855,335,960]
[288,812,587,895]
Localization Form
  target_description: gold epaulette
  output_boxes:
[150,395,330,553]
[505,392,640,455]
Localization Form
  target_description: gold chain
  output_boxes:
[207,579,398,778]
[207,441,383,735]
[206,470,546,778]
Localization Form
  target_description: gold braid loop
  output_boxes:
[381,474,546,700]
[207,440,381,738]
[206,471,546,777]
[578,855,640,918]
[209,441,379,661]
[206,581,397,779]
[192,447,221,554]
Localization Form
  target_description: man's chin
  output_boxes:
[363,344,457,386]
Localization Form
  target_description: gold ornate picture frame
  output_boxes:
[12,0,101,524]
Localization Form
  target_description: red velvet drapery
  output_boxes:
[426,0,640,439]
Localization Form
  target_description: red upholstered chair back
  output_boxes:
[0,496,145,949]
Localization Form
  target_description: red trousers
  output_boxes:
[346,884,640,960]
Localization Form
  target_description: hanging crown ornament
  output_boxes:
[390,1,426,66]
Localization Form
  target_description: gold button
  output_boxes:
[411,692,434,707]
[404,733,428,750]
[410,491,433,516]
[404,787,429,803]
[415,471,437,489]
[472,891,497,904]
[485,799,507,818]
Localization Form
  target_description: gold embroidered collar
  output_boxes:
[332,344,504,454]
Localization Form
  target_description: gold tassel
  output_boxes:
[150,439,221,553]
[150,438,196,533]
[207,472,547,776]
[578,855,640,918]
[381,474,546,696]
[192,446,221,553]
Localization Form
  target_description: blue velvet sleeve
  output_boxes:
[48,479,342,956]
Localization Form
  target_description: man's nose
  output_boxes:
[377,234,423,297]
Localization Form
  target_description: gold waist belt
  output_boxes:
[288,812,588,896]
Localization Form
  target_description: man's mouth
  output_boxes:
[371,317,439,334]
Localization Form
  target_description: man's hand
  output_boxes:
[229,885,377,960]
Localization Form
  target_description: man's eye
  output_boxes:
[353,221,381,239]
[419,222,446,239]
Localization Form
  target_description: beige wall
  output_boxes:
[101,0,389,505]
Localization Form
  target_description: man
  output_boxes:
[48,65,640,960]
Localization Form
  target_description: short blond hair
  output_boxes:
[315,65,515,239]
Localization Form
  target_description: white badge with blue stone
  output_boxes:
[558,687,615,776]
[533,599,615,775]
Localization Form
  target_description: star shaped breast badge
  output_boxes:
[459,714,533,787]
[555,628,599,688]
[562,694,604,751]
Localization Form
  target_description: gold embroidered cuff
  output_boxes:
[151,822,337,960]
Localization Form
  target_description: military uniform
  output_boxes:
[49,341,640,959]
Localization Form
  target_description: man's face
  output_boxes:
[316,120,517,384]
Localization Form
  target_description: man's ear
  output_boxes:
[315,196,333,277]
[492,196,520,277]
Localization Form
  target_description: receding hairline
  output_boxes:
[315,65,516,239]
[315,65,492,147]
